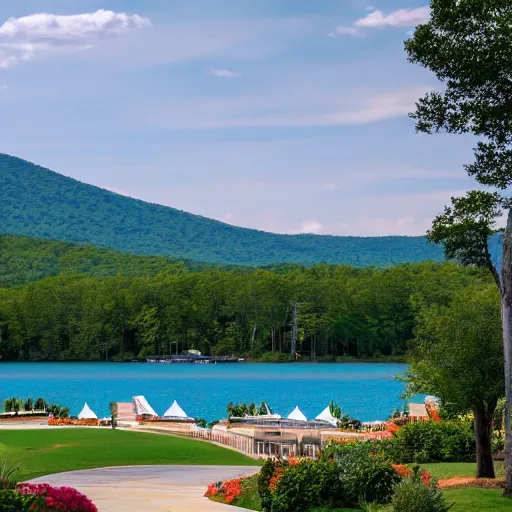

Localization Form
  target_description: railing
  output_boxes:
[190,425,256,456]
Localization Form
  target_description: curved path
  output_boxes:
[31,465,261,512]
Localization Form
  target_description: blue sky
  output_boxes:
[0,1,476,236]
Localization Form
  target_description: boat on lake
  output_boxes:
[145,354,244,364]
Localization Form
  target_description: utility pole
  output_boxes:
[290,301,298,356]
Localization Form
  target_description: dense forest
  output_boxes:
[0,234,226,287]
[0,154,446,266]
[0,262,491,362]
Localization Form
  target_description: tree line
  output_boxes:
[0,262,490,361]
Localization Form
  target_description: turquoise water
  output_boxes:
[0,362,408,422]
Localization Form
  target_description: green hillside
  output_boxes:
[0,234,227,287]
[0,154,444,266]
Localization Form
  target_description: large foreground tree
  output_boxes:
[405,0,512,493]
[405,285,504,478]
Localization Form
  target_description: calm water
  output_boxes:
[0,362,409,422]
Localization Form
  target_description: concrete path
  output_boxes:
[31,465,261,512]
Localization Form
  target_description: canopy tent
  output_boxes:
[133,395,158,417]
[163,400,190,419]
[77,402,98,420]
[315,406,339,427]
[287,406,307,422]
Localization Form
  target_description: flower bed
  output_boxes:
[205,477,243,503]
[48,418,108,427]
[438,477,505,489]
[205,474,261,507]
[17,483,98,511]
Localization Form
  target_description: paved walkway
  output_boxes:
[30,465,261,512]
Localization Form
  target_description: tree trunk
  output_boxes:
[473,407,495,478]
[503,209,512,496]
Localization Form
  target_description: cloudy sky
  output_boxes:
[0,1,476,236]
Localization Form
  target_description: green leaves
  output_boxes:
[405,284,503,414]
[406,1,512,192]
[427,191,503,284]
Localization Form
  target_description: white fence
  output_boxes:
[190,425,256,456]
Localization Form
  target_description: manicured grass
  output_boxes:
[237,475,262,511]
[444,488,512,511]
[421,462,505,480]
[0,429,258,480]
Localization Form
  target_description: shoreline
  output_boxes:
[0,357,406,364]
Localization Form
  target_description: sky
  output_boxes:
[0,1,478,236]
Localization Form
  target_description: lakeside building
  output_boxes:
[113,396,437,460]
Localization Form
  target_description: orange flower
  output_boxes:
[386,422,400,433]
[221,478,243,503]
[421,470,433,487]
[393,465,413,478]
[269,467,284,492]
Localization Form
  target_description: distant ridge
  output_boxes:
[0,154,444,266]
[0,234,223,287]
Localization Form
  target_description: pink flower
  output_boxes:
[18,483,98,512]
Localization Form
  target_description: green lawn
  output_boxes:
[0,429,258,480]
[421,462,505,480]
[444,488,512,511]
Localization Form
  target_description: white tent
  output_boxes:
[315,406,339,426]
[163,400,190,419]
[287,406,307,422]
[77,402,98,420]
[133,396,158,417]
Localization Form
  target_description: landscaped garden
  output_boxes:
[0,428,258,481]
[205,421,510,512]
[205,457,512,512]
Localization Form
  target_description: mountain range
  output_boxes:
[0,154,445,267]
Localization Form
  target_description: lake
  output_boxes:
[0,362,409,422]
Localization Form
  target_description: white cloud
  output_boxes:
[209,68,241,78]
[355,7,430,28]
[300,220,324,234]
[0,10,151,68]
[323,183,339,191]
[195,86,431,128]
[331,6,429,37]
[329,25,360,37]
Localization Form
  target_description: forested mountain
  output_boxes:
[0,262,492,361]
[0,234,227,287]
[0,154,444,266]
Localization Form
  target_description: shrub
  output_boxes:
[334,443,399,506]
[11,398,22,413]
[0,459,20,490]
[378,421,475,463]
[392,477,453,512]
[59,407,70,419]
[3,398,13,413]
[271,460,328,512]
[18,483,98,512]
[0,490,42,512]
[258,459,280,512]
[34,398,47,411]
[195,418,207,428]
